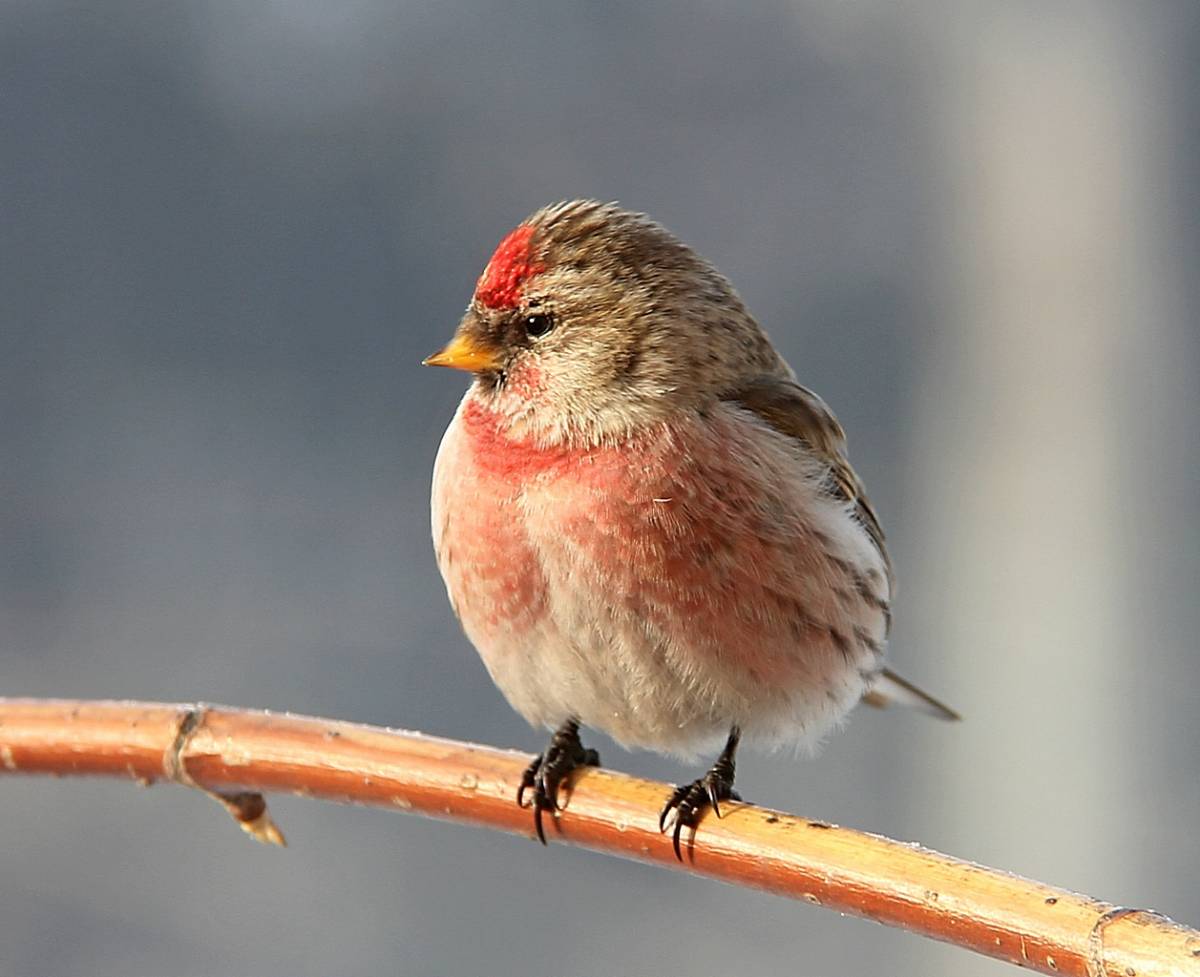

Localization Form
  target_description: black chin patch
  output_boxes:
[475,370,505,393]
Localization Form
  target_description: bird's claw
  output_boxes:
[517,720,599,844]
[659,771,741,861]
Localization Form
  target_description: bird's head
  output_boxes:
[425,200,784,443]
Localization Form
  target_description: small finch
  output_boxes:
[426,200,957,858]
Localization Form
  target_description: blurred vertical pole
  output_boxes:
[904,9,1181,972]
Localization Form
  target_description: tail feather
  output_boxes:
[863,668,961,722]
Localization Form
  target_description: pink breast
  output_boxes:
[525,413,848,685]
[432,401,564,645]
[435,396,852,687]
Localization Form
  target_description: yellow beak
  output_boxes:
[422,334,503,373]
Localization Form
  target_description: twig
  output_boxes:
[1,698,1196,976]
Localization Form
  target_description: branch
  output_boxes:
[1,699,1196,976]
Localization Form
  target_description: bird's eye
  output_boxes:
[524,313,554,339]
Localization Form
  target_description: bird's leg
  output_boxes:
[516,717,600,845]
[659,726,742,860]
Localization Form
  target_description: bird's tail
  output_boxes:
[862,668,961,722]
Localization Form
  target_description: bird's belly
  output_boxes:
[432,399,889,758]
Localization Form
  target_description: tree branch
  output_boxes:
[1,698,1196,976]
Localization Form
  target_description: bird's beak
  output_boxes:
[422,333,503,373]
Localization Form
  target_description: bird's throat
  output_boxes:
[460,395,579,480]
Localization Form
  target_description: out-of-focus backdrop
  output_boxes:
[2,3,1198,975]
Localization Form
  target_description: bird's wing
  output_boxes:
[724,375,960,723]
[723,375,889,572]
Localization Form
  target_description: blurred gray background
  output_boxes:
[2,2,1198,975]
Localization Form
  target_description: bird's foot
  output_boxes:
[659,728,742,860]
[517,718,600,844]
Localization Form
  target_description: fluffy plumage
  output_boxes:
[428,200,955,816]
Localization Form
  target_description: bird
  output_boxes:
[425,200,958,859]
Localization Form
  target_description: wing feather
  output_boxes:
[724,375,889,574]
[723,375,959,721]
